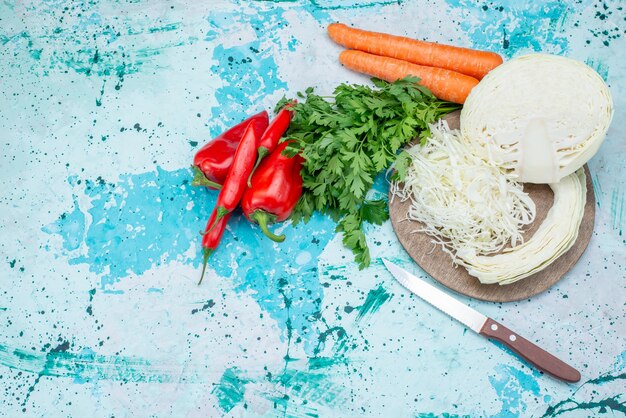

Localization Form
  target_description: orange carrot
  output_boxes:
[339,50,478,104]
[328,23,503,80]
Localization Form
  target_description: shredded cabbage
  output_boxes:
[458,168,586,285]
[392,121,587,285]
[391,121,536,258]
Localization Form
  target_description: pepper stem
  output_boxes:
[191,165,223,189]
[198,247,214,285]
[247,147,269,188]
[251,211,285,243]
[206,206,230,233]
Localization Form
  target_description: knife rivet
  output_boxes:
[509,335,517,342]
[491,324,498,331]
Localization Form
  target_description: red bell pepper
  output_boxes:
[247,103,295,187]
[206,120,261,233]
[198,211,231,285]
[193,110,269,189]
[241,141,304,242]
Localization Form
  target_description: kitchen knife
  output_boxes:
[382,259,581,383]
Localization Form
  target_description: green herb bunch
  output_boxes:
[278,77,460,268]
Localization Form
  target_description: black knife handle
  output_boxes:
[480,318,581,383]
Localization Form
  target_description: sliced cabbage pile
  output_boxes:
[457,169,586,285]
[461,54,613,184]
[392,122,587,285]
[392,121,536,259]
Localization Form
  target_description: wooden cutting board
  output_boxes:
[388,111,596,302]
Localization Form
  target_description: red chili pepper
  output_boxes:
[241,141,304,242]
[247,103,295,187]
[193,110,269,189]
[198,210,231,285]
[205,120,261,234]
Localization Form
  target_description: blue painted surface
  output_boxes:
[44,169,211,287]
[1,0,624,416]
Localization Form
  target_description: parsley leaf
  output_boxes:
[281,77,460,268]
[360,199,389,226]
[390,151,412,182]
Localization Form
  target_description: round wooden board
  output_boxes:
[388,111,596,302]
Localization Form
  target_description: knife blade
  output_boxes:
[382,259,581,383]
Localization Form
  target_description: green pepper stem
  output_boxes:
[206,206,230,234]
[247,147,269,188]
[198,247,214,285]
[251,211,285,243]
[191,165,223,189]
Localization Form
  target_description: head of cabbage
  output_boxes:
[460,54,613,184]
